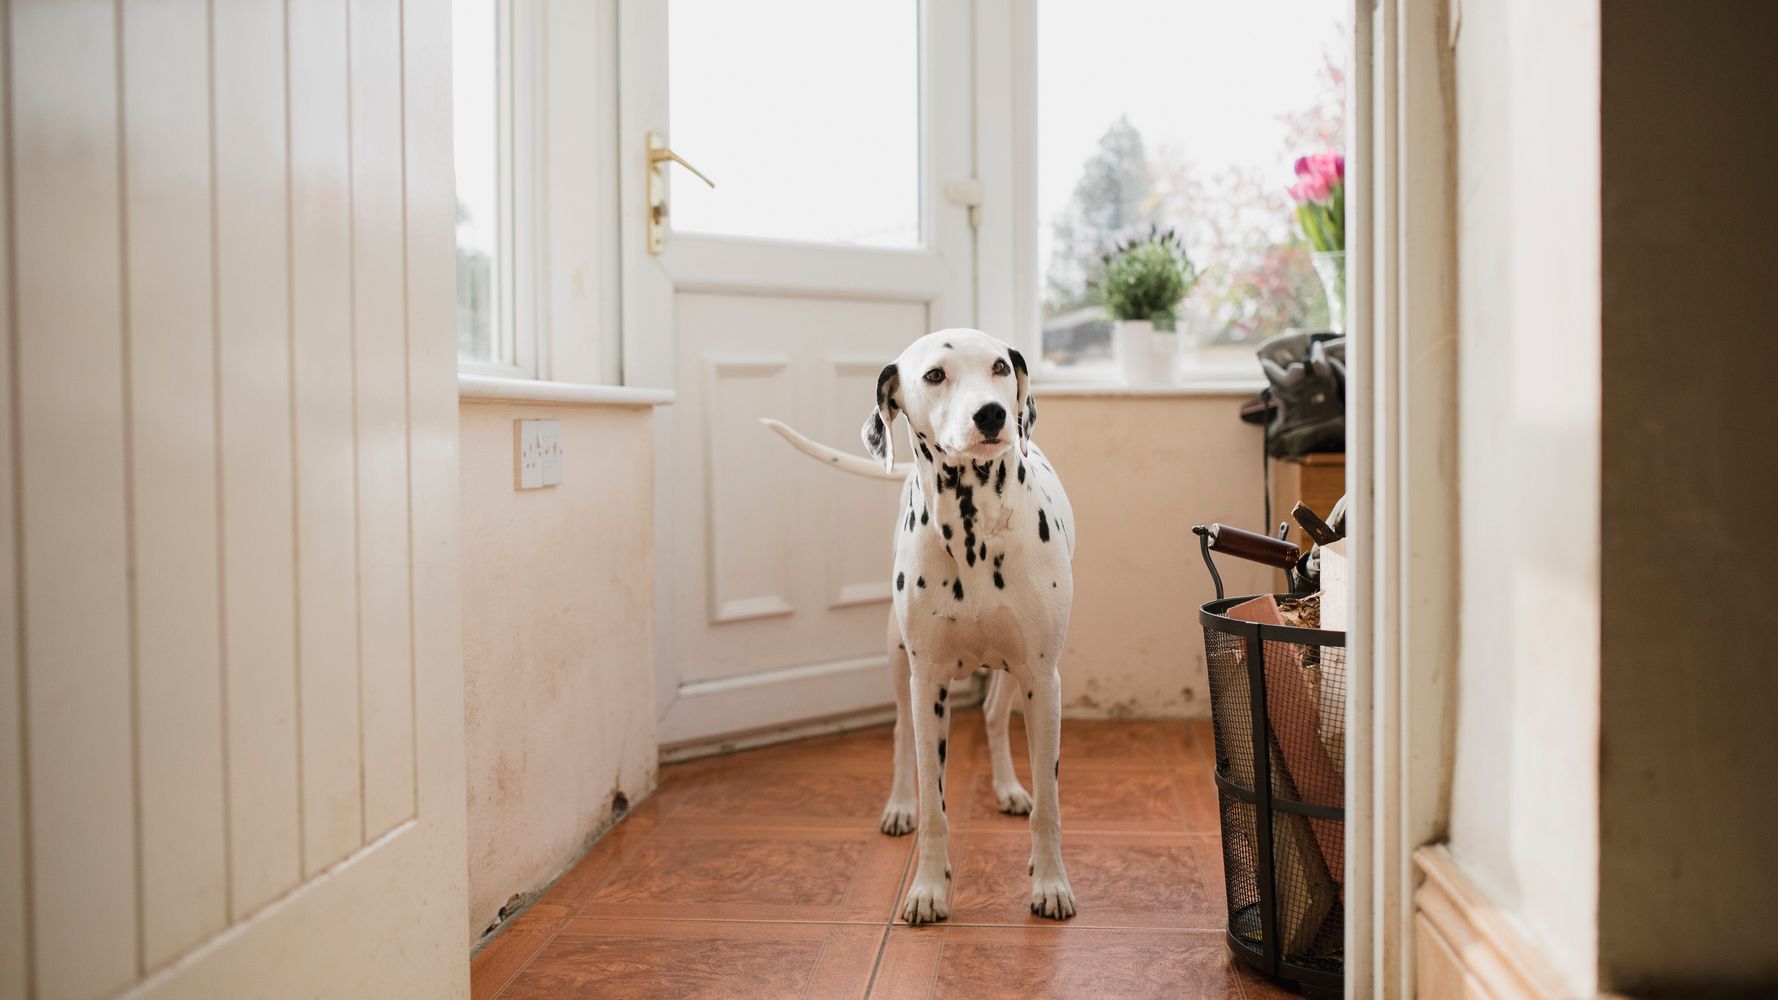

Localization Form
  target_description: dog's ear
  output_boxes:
[1009,349,1033,455]
[861,363,900,472]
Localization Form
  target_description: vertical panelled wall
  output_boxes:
[2,1,426,995]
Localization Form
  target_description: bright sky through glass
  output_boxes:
[1037,0,1340,275]
[669,0,921,247]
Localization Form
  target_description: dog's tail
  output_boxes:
[760,418,913,481]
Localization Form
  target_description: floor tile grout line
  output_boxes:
[483,920,569,1000]
[864,839,916,998]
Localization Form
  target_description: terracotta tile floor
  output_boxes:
[472,711,1300,1000]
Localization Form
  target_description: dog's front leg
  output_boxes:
[1024,664,1076,919]
[900,665,952,924]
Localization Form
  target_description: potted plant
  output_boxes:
[1288,151,1346,333]
[1092,226,1200,385]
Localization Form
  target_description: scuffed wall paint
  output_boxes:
[1037,394,1273,719]
[458,402,659,945]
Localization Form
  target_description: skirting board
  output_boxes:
[1414,845,1574,1000]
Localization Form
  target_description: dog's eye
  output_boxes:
[923,368,946,385]
[992,358,1011,376]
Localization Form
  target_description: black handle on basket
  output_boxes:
[1191,523,1303,601]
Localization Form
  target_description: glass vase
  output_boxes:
[1312,250,1347,335]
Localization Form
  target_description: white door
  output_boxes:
[620,1,979,746]
[0,2,467,997]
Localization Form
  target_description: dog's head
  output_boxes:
[862,328,1034,472]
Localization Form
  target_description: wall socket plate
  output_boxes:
[515,419,565,489]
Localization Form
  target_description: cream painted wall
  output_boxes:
[1449,1,1602,993]
[459,401,659,943]
[1038,393,1272,719]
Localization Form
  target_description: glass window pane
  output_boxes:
[669,0,920,247]
[453,0,504,368]
[1037,0,1345,373]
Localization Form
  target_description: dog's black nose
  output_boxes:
[973,402,1007,437]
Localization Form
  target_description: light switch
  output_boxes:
[539,420,565,485]
[515,419,564,489]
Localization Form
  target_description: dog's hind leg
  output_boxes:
[880,616,918,836]
[1023,661,1077,920]
[983,671,1033,815]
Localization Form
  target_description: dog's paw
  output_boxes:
[994,783,1033,816]
[1029,876,1077,920]
[900,879,950,925]
[880,800,917,837]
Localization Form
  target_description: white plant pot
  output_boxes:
[1115,319,1176,385]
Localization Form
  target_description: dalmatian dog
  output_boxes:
[763,328,1077,924]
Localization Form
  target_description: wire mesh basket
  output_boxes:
[1194,527,1347,997]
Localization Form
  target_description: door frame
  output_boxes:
[615,0,979,744]
[1345,0,1459,996]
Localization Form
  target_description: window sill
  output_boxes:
[458,373,676,407]
[1035,379,1265,399]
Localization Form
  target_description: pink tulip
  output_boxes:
[1303,174,1330,203]
[1294,156,1312,179]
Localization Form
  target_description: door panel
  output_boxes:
[121,0,231,968]
[672,293,925,689]
[214,0,304,922]
[1,1,468,996]
[625,0,975,746]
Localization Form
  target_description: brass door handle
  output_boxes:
[647,131,715,254]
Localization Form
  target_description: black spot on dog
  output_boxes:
[906,509,916,532]
[916,576,925,588]
[1027,692,1033,699]
[978,542,987,562]
[994,461,1006,495]
[956,659,963,668]
[898,643,906,650]
[946,868,952,881]
[994,572,1005,589]
[941,798,946,813]
[934,702,944,718]
[1037,509,1050,542]
[973,461,992,486]
[966,545,975,567]
[945,545,953,557]
[941,524,953,540]
[1052,581,1058,588]
[944,342,954,349]
[918,441,934,463]
[921,508,929,525]
[1017,460,1026,484]
[938,687,948,702]
[1055,759,1060,779]
[938,739,947,763]
[952,579,964,601]
[994,554,1004,568]
[1029,863,1035,876]
[896,572,905,591]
